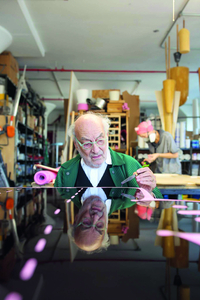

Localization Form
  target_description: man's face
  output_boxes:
[74,196,108,251]
[74,117,108,168]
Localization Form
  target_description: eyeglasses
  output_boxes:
[76,218,107,235]
[74,136,107,150]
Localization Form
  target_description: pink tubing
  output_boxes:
[34,170,57,185]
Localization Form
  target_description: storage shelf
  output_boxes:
[18,121,34,134]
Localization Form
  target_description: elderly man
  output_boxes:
[54,112,163,252]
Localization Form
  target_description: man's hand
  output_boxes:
[144,153,159,164]
[135,167,156,192]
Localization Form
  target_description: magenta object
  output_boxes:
[34,238,47,252]
[78,103,88,111]
[172,205,188,209]
[4,292,23,300]
[19,258,38,281]
[177,210,200,215]
[34,170,57,185]
[157,230,200,246]
[44,225,53,235]
[54,208,60,215]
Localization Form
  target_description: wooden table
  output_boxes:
[155,174,200,196]
[157,185,200,195]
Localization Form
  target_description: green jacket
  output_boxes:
[54,148,163,215]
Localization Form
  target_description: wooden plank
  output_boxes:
[63,72,80,161]
[107,103,122,113]
[69,111,75,160]
[92,89,120,99]
[122,92,140,147]
[155,174,200,186]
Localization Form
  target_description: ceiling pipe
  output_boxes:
[42,98,64,101]
[19,68,198,73]
[51,71,64,97]
[160,0,190,49]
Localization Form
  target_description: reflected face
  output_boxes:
[74,116,108,168]
[74,196,108,251]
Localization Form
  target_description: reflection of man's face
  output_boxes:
[74,116,108,168]
[74,196,108,251]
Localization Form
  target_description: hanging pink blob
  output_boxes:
[44,225,53,235]
[172,205,188,209]
[19,258,38,281]
[34,239,47,252]
[54,208,60,215]
[157,230,200,246]
[4,292,23,300]
[177,210,200,215]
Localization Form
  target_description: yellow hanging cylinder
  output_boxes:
[178,285,190,300]
[163,225,175,258]
[163,79,176,113]
[178,28,190,54]
[170,66,189,107]
[164,113,173,135]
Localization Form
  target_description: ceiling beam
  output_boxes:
[17,0,45,57]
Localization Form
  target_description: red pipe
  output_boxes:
[41,98,63,101]
[19,68,199,74]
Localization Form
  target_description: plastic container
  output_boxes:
[76,89,89,104]
[77,103,88,111]
[109,90,120,101]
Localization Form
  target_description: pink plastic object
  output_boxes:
[54,208,60,215]
[44,225,53,235]
[136,204,153,220]
[34,170,57,185]
[34,238,47,252]
[4,292,23,300]
[122,102,130,110]
[177,210,200,215]
[121,226,129,234]
[19,258,38,281]
[157,230,200,247]
[172,204,188,209]
[78,103,88,111]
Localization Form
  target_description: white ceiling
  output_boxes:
[1,0,200,112]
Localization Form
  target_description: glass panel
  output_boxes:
[0,187,200,299]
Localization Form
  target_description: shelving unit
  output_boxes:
[108,114,121,150]
[0,74,45,186]
[16,111,45,185]
[104,111,129,154]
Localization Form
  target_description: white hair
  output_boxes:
[68,111,111,140]
[67,225,110,254]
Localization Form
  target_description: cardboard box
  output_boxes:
[122,91,140,145]
[0,51,19,85]
[38,116,43,127]
[27,115,35,129]
[107,102,122,113]
[92,89,120,99]
[17,106,24,122]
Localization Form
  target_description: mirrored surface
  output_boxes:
[0,187,200,300]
